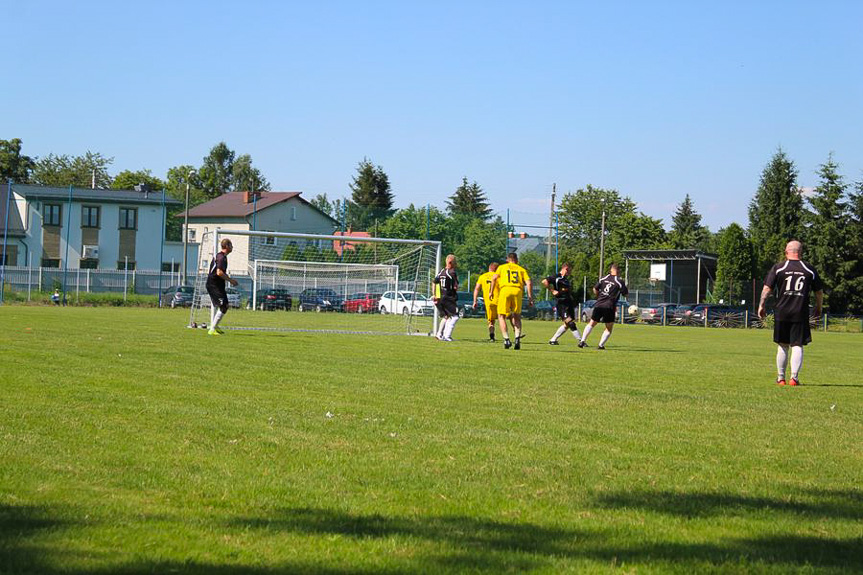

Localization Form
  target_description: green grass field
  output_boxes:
[1,307,861,574]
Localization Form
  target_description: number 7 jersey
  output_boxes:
[764,259,823,322]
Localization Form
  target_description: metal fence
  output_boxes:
[0,265,188,300]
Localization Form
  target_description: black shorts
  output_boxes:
[556,300,576,322]
[591,306,616,324]
[436,297,457,318]
[774,320,812,346]
[206,281,229,313]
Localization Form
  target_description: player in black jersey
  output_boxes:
[433,254,459,341]
[758,241,823,386]
[206,238,238,335]
[542,262,582,346]
[578,263,628,349]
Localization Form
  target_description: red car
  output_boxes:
[343,292,382,314]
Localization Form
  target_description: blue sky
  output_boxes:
[4,1,862,231]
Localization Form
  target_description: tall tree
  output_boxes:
[842,181,863,314]
[748,149,802,275]
[450,217,507,277]
[670,194,709,250]
[377,204,448,243]
[446,177,492,220]
[714,223,753,305]
[232,154,270,193]
[803,155,847,312]
[348,158,394,230]
[0,138,35,183]
[198,142,236,200]
[31,151,113,188]
[111,169,165,192]
[558,185,638,256]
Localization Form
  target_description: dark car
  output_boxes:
[522,299,554,320]
[579,299,631,322]
[690,304,747,326]
[298,288,343,312]
[456,292,485,318]
[343,292,381,314]
[163,285,194,308]
[671,304,697,323]
[640,303,679,323]
[254,288,292,311]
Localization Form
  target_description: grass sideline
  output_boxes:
[1,307,861,574]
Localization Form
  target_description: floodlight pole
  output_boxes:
[182,168,196,286]
[599,200,606,279]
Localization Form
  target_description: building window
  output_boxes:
[41,258,61,268]
[291,206,297,221]
[264,232,276,246]
[82,206,100,228]
[44,204,62,226]
[119,207,137,230]
[117,260,136,270]
[162,262,181,272]
[79,259,99,269]
[188,228,196,242]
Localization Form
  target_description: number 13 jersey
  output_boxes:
[764,260,823,322]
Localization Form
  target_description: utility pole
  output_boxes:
[599,198,606,280]
[546,184,555,271]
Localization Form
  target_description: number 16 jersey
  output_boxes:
[764,260,823,322]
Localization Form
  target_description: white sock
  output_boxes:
[790,346,803,380]
[776,345,789,379]
[443,316,459,339]
[437,319,446,338]
[581,324,594,342]
[598,329,611,347]
[570,325,582,340]
[514,326,521,339]
[212,310,225,330]
[210,306,216,326]
[551,325,567,342]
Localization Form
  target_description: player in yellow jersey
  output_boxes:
[472,262,500,341]
[489,252,533,350]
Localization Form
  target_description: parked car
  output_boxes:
[226,286,243,308]
[254,288,292,311]
[456,292,485,318]
[640,302,679,323]
[672,304,697,322]
[298,288,343,312]
[690,304,747,326]
[523,299,554,320]
[343,292,381,314]
[163,285,194,308]
[579,299,631,322]
[379,291,434,316]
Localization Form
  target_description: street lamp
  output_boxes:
[599,198,606,279]
[182,169,196,285]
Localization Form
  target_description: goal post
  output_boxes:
[189,228,442,336]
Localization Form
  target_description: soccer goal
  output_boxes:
[189,229,442,336]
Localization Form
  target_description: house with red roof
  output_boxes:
[183,191,339,274]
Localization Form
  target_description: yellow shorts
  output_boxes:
[497,287,523,317]
[485,300,498,322]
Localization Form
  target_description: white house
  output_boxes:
[182,191,339,275]
[0,183,193,272]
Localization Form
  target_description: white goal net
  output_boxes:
[189,229,441,335]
